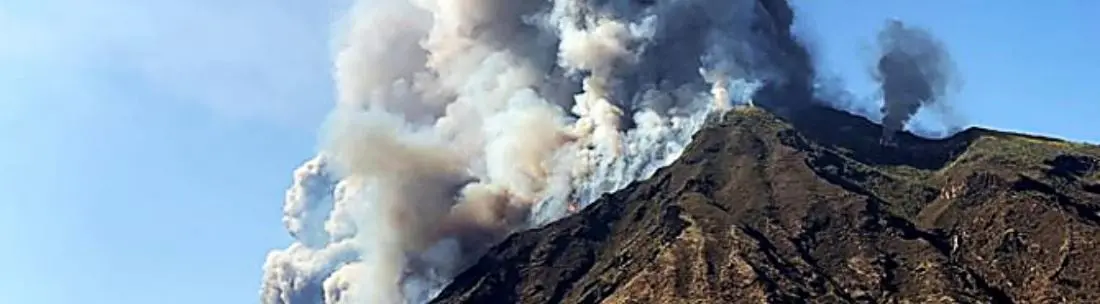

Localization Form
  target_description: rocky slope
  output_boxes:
[430,105,1100,303]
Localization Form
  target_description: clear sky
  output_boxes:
[0,1,1095,304]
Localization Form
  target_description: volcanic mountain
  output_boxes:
[430,105,1100,303]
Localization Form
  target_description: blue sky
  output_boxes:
[0,1,1096,304]
[1,0,344,303]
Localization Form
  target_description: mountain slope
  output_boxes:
[430,105,1100,303]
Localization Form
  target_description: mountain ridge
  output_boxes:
[430,104,1100,303]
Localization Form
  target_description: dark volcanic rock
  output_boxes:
[431,105,1100,304]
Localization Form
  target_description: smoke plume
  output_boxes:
[260,0,809,303]
[872,19,959,142]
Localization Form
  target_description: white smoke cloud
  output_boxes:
[261,0,794,303]
[282,156,336,248]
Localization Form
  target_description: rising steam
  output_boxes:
[872,19,959,142]
[260,0,806,303]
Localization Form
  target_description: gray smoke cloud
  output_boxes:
[260,0,804,303]
[872,19,960,142]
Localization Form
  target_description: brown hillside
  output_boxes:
[430,105,1100,304]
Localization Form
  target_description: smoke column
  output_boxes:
[260,0,806,303]
[872,19,959,142]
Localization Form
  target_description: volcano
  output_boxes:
[430,104,1100,303]
[260,0,1100,302]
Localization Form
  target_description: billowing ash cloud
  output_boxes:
[872,19,959,142]
[260,0,806,303]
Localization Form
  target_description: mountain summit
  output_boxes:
[430,105,1100,303]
